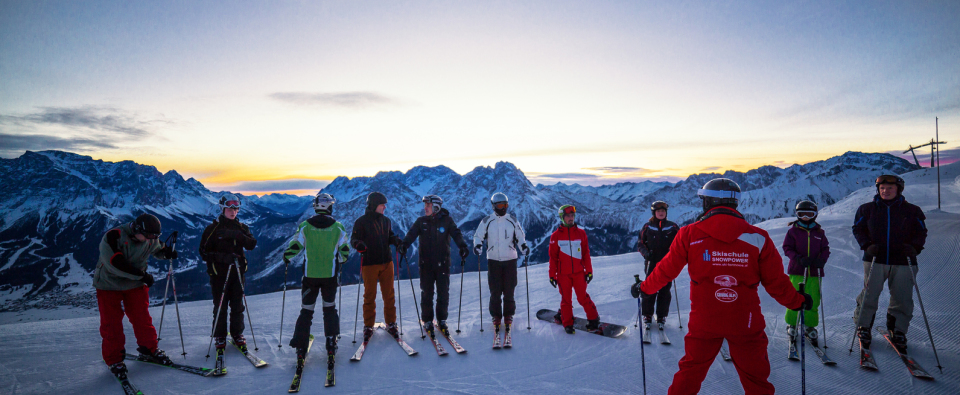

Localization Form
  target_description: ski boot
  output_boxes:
[109,362,128,378]
[586,318,601,331]
[804,326,819,347]
[214,336,227,349]
[564,325,575,334]
[362,326,374,342]
[232,333,246,348]
[553,311,562,324]
[136,346,174,366]
[424,320,436,338]
[386,322,400,338]
[856,326,872,349]
[657,321,665,331]
[437,320,450,337]
[493,316,502,334]
[504,316,513,332]
[642,315,652,330]
[890,330,907,353]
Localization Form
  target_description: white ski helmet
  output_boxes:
[314,193,336,214]
[422,194,443,213]
[219,194,241,211]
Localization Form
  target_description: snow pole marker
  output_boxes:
[907,256,943,373]
[456,256,465,334]
[849,257,877,354]
[206,262,236,359]
[523,254,531,330]
[404,253,426,339]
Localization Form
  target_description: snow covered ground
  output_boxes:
[0,163,957,394]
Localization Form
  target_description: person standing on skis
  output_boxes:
[549,205,600,334]
[782,200,830,346]
[473,192,529,337]
[400,194,470,337]
[283,193,350,371]
[852,174,927,352]
[631,178,811,395]
[199,194,258,352]
[351,192,403,341]
[94,213,178,377]
[637,201,679,330]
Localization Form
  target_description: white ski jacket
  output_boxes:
[473,213,527,261]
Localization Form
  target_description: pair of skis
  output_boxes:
[788,330,835,365]
[428,320,467,355]
[117,352,220,394]
[641,322,671,345]
[859,327,934,380]
[288,334,337,391]
[350,323,419,362]
[492,323,512,349]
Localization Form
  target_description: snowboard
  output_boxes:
[536,309,625,338]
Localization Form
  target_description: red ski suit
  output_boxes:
[549,224,599,327]
[641,207,805,395]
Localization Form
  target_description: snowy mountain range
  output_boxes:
[0,150,917,313]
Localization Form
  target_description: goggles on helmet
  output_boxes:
[223,200,241,209]
[797,210,817,220]
[494,202,508,210]
[562,206,576,215]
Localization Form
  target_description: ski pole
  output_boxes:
[849,257,877,354]
[456,256,465,334]
[163,231,186,358]
[157,231,176,341]
[406,255,425,339]
[353,259,362,344]
[237,269,260,351]
[907,256,943,372]
[636,261,650,328]
[634,275,647,395]
[523,255,531,330]
[819,276,826,349]
[396,252,403,336]
[206,263,235,358]
[673,281,683,330]
[478,256,484,333]
[798,268,809,395]
[278,259,288,349]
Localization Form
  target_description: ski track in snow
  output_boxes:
[0,166,958,394]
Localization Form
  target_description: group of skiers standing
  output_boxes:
[92,172,928,394]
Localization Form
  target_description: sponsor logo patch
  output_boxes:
[714,275,738,287]
[703,250,711,261]
[439,227,446,233]
[716,288,738,302]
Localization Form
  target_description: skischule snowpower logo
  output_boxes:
[715,288,738,302]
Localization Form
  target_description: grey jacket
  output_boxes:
[93,224,171,291]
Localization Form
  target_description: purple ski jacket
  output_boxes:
[782,221,830,277]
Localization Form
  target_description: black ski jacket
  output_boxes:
[637,218,679,273]
[199,215,258,276]
[402,208,468,273]
[852,194,927,265]
[351,208,402,267]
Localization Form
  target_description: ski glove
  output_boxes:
[549,278,557,288]
[353,241,367,253]
[458,246,469,259]
[865,244,880,256]
[630,282,655,299]
[141,272,155,288]
[397,243,408,256]
[811,257,827,269]
[585,273,593,284]
[799,257,816,268]
[160,245,177,260]
[791,292,813,311]
[519,243,530,255]
[473,244,483,256]
[903,244,918,258]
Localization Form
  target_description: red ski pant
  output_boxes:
[97,287,158,365]
[557,273,598,327]
[668,329,774,395]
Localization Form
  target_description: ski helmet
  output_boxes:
[650,201,669,215]
[422,194,443,213]
[313,192,335,215]
[132,213,162,239]
[697,178,741,211]
[795,200,818,221]
[219,194,241,211]
[366,192,387,210]
[558,204,576,220]
[875,174,904,195]
[491,192,509,215]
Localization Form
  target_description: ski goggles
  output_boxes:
[494,202,508,210]
[561,206,577,215]
[797,210,817,220]
[142,232,160,240]
[875,174,901,184]
[223,200,241,209]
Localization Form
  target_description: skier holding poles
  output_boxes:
[782,201,830,354]
[630,178,811,395]
[350,192,403,341]
[637,201,679,331]
[473,192,529,346]
[282,193,350,385]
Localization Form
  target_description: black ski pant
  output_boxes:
[290,276,339,352]
[487,259,518,319]
[419,266,450,323]
[210,271,245,338]
[643,260,671,322]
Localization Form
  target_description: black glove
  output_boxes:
[354,241,367,253]
[393,238,403,248]
[283,257,290,265]
[865,244,880,256]
[811,257,827,269]
[585,272,593,284]
[398,244,408,256]
[798,257,815,268]
[473,244,483,256]
[791,292,813,311]
[640,251,650,260]
[549,278,557,288]
[630,282,655,299]
[903,244,918,258]
[141,272,155,287]
[161,245,178,260]
[459,246,469,259]
[519,243,530,255]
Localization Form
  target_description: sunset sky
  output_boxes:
[1,1,958,195]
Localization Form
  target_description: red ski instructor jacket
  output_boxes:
[641,207,805,335]
[548,224,593,278]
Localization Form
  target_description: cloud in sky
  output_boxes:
[0,106,164,137]
[269,91,403,109]
[700,166,723,172]
[215,178,330,193]
[0,133,116,156]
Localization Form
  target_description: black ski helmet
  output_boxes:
[697,178,741,211]
[795,200,818,221]
[875,174,905,195]
[366,192,387,210]
[651,201,669,215]
[422,194,443,213]
[314,192,335,215]
[132,213,162,239]
[491,192,508,215]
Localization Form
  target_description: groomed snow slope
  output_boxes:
[0,163,957,394]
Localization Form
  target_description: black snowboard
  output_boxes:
[536,309,626,338]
